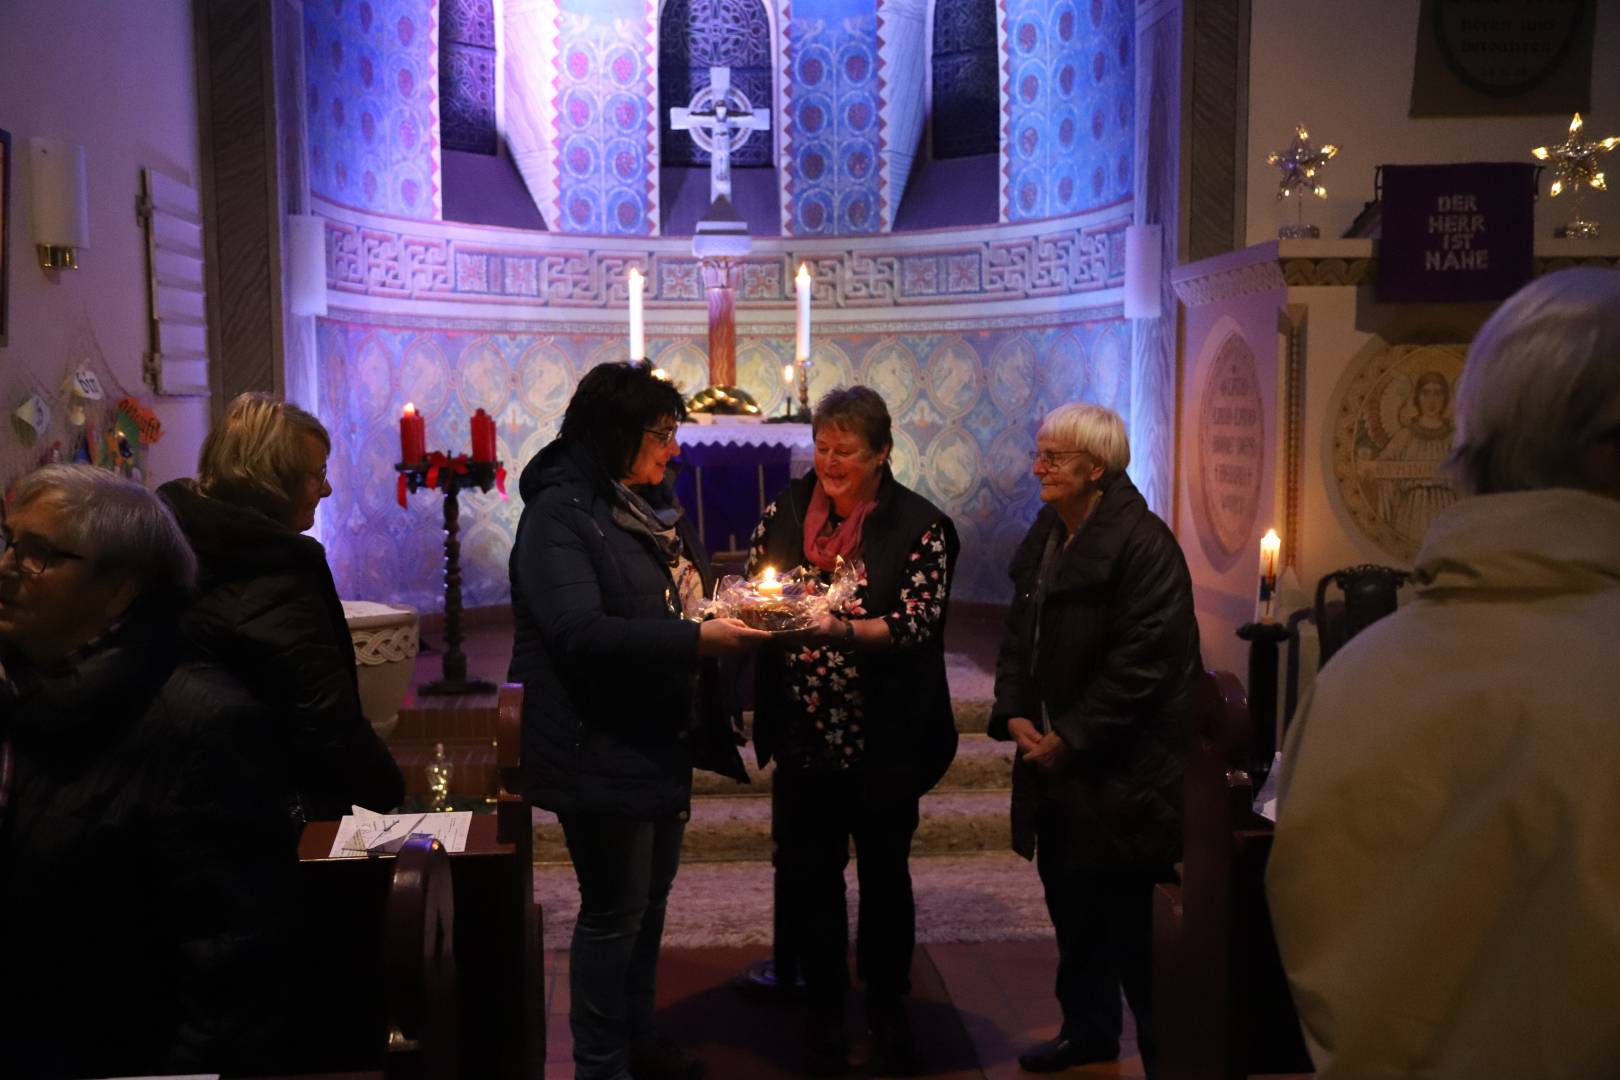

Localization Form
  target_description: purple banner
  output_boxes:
[1378,162,1536,303]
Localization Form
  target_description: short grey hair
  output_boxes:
[1037,402,1131,476]
[1448,267,1620,496]
[11,465,197,596]
[198,392,330,520]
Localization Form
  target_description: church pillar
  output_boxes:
[702,258,740,387]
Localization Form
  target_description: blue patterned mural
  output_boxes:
[785,0,886,235]
[1003,0,1133,221]
[315,315,1130,610]
[552,0,658,235]
[306,0,440,218]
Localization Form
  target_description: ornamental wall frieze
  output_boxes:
[1172,259,1287,307]
[1280,257,1376,287]
[323,215,1129,309]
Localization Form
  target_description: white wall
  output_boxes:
[0,0,208,485]
[1245,0,1620,246]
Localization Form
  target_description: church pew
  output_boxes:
[1152,670,1312,1080]
[382,834,458,1080]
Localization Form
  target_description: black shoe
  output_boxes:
[1017,1034,1120,1073]
[730,957,806,1003]
[803,1016,851,1077]
[866,1007,922,1076]
[630,1038,705,1080]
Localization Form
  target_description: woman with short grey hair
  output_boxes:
[160,393,403,821]
[1,463,294,1077]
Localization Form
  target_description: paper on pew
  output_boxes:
[1254,752,1283,823]
[327,807,473,858]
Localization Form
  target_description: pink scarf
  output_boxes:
[802,480,878,571]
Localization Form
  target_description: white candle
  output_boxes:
[782,363,796,388]
[628,267,646,361]
[757,565,783,598]
[795,263,812,361]
[1260,529,1280,589]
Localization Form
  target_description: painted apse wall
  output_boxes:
[310,0,1148,612]
[0,0,209,485]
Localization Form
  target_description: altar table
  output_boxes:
[674,417,814,557]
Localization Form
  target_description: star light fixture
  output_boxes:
[1531,112,1618,238]
[1267,123,1339,238]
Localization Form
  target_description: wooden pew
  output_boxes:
[1152,670,1312,1080]
[383,834,457,1080]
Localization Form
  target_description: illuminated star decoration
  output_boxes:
[1267,124,1339,200]
[1531,112,1618,198]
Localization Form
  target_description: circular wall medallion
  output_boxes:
[1193,332,1264,562]
[1329,342,1466,562]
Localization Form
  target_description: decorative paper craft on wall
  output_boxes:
[138,167,212,396]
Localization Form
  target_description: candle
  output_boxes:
[795,263,811,361]
[471,407,497,461]
[628,266,645,361]
[400,402,426,463]
[782,363,796,388]
[1260,529,1280,589]
[1257,528,1281,622]
[757,565,783,599]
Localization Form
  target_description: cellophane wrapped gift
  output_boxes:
[705,558,863,632]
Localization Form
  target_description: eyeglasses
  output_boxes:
[0,531,87,577]
[307,464,329,485]
[1027,449,1090,468]
[643,426,678,446]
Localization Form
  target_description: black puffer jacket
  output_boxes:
[508,441,747,820]
[159,480,404,820]
[990,474,1202,872]
[0,612,295,1078]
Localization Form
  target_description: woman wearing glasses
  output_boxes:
[746,385,959,1075]
[509,361,767,1080]
[158,393,403,824]
[990,403,1201,1079]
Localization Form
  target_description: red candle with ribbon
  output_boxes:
[400,402,426,463]
[471,408,497,461]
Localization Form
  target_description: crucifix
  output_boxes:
[671,67,770,400]
[670,66,771,204]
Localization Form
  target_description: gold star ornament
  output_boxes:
[1531,112,1617,198]
[1267,124,1340,201]
[1533,113,1618,238]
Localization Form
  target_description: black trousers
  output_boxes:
[773,765,921,1021]
[1036,823,1166,1067]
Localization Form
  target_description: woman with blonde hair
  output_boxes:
[159,393,402,822]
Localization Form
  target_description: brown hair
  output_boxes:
[811,385,893,455]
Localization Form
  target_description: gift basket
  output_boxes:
[706,558,862,632]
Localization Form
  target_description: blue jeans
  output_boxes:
[560,812,686,1080]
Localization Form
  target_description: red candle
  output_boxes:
[400,402,426,463]
[471,408,497,461]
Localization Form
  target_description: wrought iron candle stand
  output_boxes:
[397,456,503,696]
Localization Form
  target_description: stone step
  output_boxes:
[534,787,1012,865]
[693,733,1012,796]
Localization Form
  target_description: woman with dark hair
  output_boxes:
[508,361,768,1080]
[746,385,959,1076]
[158,392,403,823]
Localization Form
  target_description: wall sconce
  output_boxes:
[30,137,90,271]
[1123,223,1163,320]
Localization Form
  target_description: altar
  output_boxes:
[674,417,814,557]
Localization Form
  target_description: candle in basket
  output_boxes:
[471,408,497,461]
[757,565,783,599]
[400,402,426,463]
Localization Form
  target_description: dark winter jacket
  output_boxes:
[508,441,747,820]
[989,474,1202,872]
[159,479,404,820]
[752,466,961,794]
[0,610,296,1078]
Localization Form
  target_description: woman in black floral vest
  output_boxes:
[747,385,959,1076]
